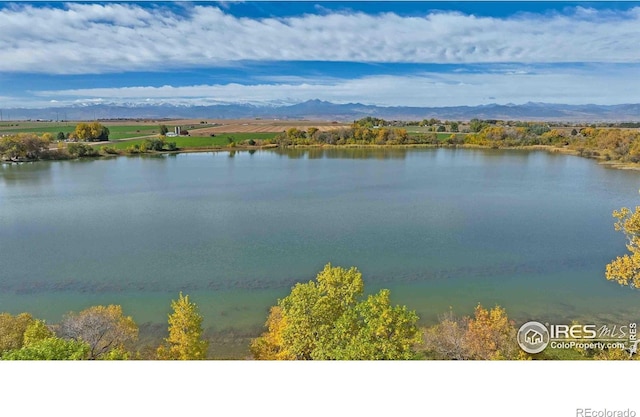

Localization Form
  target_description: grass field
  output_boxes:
[0,122,77,136]
[108,132,277,150]
[0,120,283,143]
[102,125,163,140]
[0,122,163,140]
[3,120,465,145]
[405,131,467,141]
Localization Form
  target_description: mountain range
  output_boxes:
[3,100,640,122]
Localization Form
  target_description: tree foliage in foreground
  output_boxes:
[1,318,91,360]
[422,305,525,360]
[1,337,90,360]
[0,313,35,354]
[157,292,209,360]
[605,206,640,288]
[58,305,138,360]
[251,264,421,360]
[22,319,54,346]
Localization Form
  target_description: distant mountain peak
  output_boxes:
[5,100,640,122]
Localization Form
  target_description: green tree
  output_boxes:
[159,125,169,135]
[251,264,420,360]
[279,264,364,359]
[66,142,99,157]
[2,337,90,360]
[157,292,209,360]
[23,319,54,346]
[469,118,485,133]
[143,137,166,151]
[57,131,66,141]
[314,289,420,360]
[58,305,138,360]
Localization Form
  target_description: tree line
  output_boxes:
[2,255,636,360]
[265,118,640,168]
[0,122,111,162]
[3,119,640,167]
[0,293,207,360]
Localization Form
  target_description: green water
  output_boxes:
[1,148,639,354]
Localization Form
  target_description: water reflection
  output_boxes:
[0,161,53,187]
[272,147,409,160]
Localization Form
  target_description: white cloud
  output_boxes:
[28,65,640,107]
[1,4,640,74]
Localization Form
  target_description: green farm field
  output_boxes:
[406,131,467,141]
[1,120,464,146]
[109,132,277,150]
[0,121,163,140]
[101,125,163,140]
[0,120,282,144]
[0,122,77,136]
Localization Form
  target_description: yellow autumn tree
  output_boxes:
[423,304,526,360]
[606,206,640,288]
[157,292,209,360]
[72,122,109,142]
[464,304,523,360]
[251,264,420,360]
[250,306,294,360]
[0,313,35,354]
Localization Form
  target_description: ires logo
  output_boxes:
[517,321,637,354]
[517,321,549,354]
[549,324,597,339]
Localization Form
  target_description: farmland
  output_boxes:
[0,121,163,140]
[109,133,277,150]
[0,119,350,142]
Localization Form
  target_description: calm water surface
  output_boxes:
[2,148,640,353]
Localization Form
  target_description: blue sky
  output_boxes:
[2,1,640,108]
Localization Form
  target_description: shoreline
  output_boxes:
[4,142,640,172]
[169,143,640,172]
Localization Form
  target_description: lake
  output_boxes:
[1,148,639,357]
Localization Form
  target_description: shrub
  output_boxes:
[67,143,99,157]
[100,146,119,155]
[143,138,166,151]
